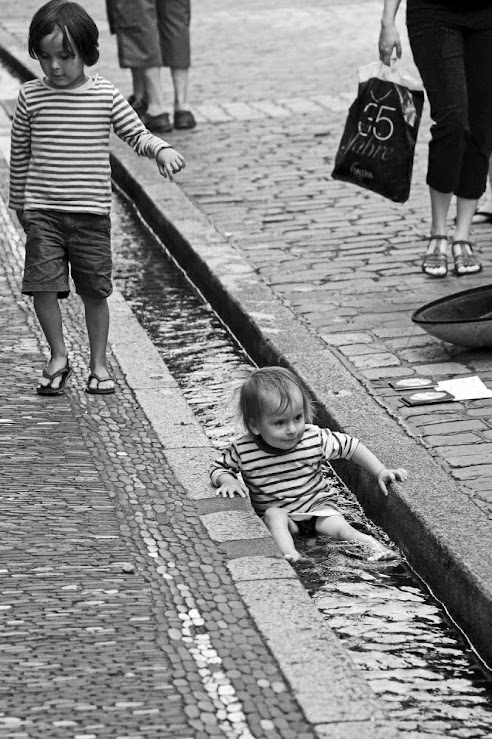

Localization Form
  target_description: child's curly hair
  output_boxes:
[28,0,99,67]
[239,366,314,434]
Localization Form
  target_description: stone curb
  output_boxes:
[0,38,396,736]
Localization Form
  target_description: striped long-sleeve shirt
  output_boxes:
[9,75,171,215]
[210,424,359,517]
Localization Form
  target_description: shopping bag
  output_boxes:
[331,61,424,203]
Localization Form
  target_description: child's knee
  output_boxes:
[315,513,349,537]
[263,507,287,524]
[263,508,291,531]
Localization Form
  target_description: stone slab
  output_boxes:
[200,510,270,542]
[236,579,384,725]
[227,556,297,582]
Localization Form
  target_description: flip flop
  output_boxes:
[85,373,116,395]
[36,361,73,396]
[472,207,492,224]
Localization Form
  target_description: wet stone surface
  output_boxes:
[110,190,492,738]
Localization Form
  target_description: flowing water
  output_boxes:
[110,189,492,738]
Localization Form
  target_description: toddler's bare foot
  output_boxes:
[284,551,302,563]
[366,541,398,562]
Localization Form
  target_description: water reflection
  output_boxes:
[111,189,492,737]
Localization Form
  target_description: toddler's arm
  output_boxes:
[215,473,248,499]
[351,442,408,496]
[210,441,248,498]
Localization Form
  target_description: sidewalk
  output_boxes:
[1,0,492,734]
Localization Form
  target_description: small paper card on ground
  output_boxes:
[389,377,436,391]
[436,376,492,401]
[401,389,456,406]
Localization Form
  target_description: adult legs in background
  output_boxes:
[407,6,492,276]
[473,159,492,223]
[156,0,195,129]
[108,0,196,131]
[129,68,147,116]
[452,22,492,273]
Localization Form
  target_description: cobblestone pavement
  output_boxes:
[2,0,492,734]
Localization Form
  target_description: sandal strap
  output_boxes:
[452,240,477,260]
[423,252,446,267]
[455,251,480,268]
[425,235,448,266]
[452,240,481,272]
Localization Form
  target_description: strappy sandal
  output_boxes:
[421,235,448,278]
[452,240,482,276]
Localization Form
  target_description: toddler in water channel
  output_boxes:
[9,0,185,396]
[210,367,408,563]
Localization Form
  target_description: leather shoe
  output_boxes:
[142,111,173,134]
[174,109,196,129]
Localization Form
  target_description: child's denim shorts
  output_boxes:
[21,209,112,300]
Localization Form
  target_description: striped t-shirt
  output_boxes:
[210,424,359,517]
[9,75,171,215]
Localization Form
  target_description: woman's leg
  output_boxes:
[407,8,467,276]
[451,22,492,273]
[452,196,482,274]
[422,189,453,277]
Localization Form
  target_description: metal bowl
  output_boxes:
[411,285,492,348]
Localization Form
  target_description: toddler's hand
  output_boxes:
[216,480,248,499]
[156,147,186,181]
[377,467,408,496]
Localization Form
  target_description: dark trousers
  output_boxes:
[407,1,492,199]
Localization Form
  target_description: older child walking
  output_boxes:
[210,367,408,563]
[9,0,185,396]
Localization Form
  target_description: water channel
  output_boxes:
[110,189,492,738]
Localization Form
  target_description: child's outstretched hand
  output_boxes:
[216,477,248,499]
[156,147,186,181]
[377,467,408,496]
